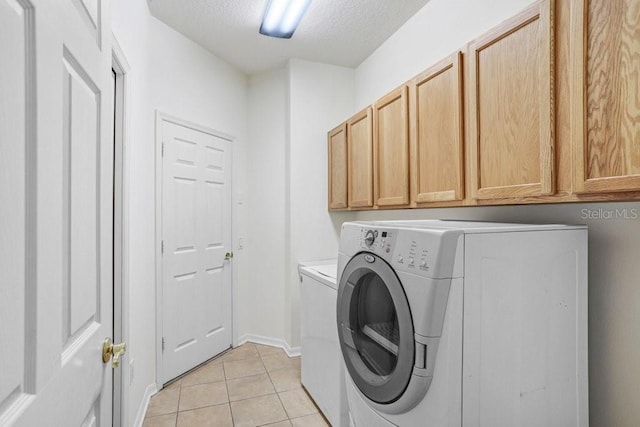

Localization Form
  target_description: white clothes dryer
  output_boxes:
[336,220,588,427]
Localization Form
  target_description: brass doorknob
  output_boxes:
[102,337,127,368]
[225,251,234,260]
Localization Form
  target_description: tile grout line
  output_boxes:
[228,344,265,426]
[226,371,277,404]
[145,343,307,426]
[228,400,238,427]
[177,361,228,425]
[174,382,181,427]
[274,387,292,422]
[260,356,293,424]
[260,351,292,424]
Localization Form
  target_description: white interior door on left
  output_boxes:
[0,1,115,426]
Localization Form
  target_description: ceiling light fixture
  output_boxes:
[259,0,312,39]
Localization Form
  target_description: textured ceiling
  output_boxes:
[147,0,430,74]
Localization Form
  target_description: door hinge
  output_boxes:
[162,337,165,351]
[161,142,165,157]
[161,240,164,254]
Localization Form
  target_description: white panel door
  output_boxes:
[161,117,233,383]
[0,0,114,426]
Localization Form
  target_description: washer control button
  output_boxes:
[364,230,376,247]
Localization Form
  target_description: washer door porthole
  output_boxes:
[337,252,415,404]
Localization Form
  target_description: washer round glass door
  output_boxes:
[337,252,415,404]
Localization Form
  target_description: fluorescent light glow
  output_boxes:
[260,0,312,39]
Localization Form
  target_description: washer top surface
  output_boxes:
[299,260,338,290]
[355,219,586,233]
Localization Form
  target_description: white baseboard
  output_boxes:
[133,383,157,427]
[238,334,301,357]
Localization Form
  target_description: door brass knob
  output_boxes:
[225,251,234,260]
[102,337,127,368]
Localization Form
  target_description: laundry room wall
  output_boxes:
[240,60,355,349]
[243,68,289,343]
[287,59,355,347]
[346,0,640,425]
[112,0,249,424]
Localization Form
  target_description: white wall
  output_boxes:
[350,0,640,425]
[287,60,355,346]
[355,0,532,109]
[239,60,355,348]
[242,68,288,342]
[112,1,248,424]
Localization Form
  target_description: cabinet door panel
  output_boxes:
[328,123,348,210]
[571,0,640,193]
[348,108,373,208]
[411,52,464,204]
[468,0,554,199]
[374,86,410,206]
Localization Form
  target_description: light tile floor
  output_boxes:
[143,343,330,427]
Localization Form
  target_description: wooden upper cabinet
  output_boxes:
[328,123,348,210]
[373,86,410,206]
[348,107,373,208]
[410,51,465,204]
[467,0,554,199]
[571,0,640,193]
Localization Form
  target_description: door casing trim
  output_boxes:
[112,33,131,427]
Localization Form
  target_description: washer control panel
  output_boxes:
[359,227,396,255]
[394,234,434,273]
[357,225,461,279]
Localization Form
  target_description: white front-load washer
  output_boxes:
[336,220,588,427]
